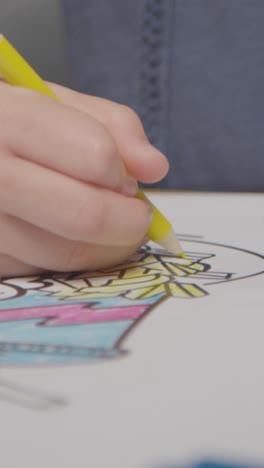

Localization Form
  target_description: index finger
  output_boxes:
[0,84,132,193]
[49,82,169,183]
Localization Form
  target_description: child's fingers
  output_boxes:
[0,253,45,278]
[0,215,142,273]
[0,85,133,194]
[0,153,151,246]
[47,82,169,183]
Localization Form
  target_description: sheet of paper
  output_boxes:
[0,192,263,468]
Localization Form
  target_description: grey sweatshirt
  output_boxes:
[63,0,264,191]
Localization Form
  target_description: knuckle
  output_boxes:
[91,130,117,166]
[66,192,106,241]
[57,241,87,272]
[113,104,141,127]
[0,102,12,142]
[88,130,120,188]
[39,236,88,272]
[0,156,16,195]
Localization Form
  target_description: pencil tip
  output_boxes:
[178,252,186,259]
[155,229,185,257]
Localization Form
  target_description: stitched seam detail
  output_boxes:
[139,0,169,152]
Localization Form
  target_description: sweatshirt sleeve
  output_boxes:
[62,0,264,192]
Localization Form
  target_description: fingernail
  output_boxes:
[121,177,138,197]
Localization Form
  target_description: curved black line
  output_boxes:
[182,237,264,260]
[115,238,263,353]
[0,236,262,369]
[0,283,26,301]
[116,295,167,349]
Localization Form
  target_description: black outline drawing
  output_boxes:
[0,235,262,410]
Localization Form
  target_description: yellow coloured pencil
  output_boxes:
[0,34,184,257]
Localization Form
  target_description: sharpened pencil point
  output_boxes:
[154,229,184,257]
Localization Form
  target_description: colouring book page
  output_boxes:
[0,193,263,468]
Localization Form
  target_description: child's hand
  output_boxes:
[0,82,168,277]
